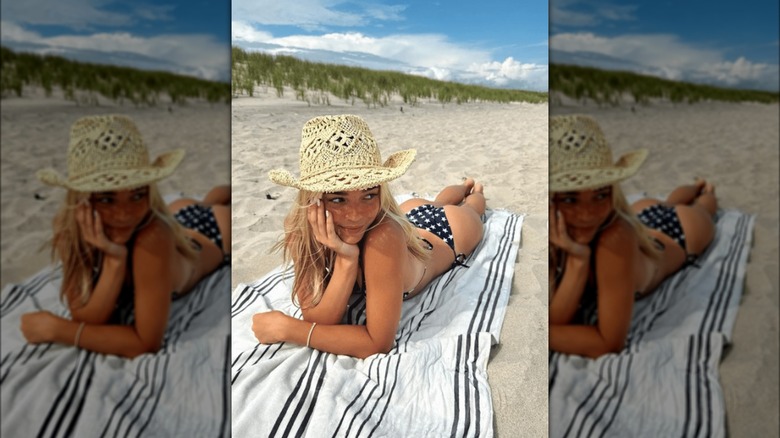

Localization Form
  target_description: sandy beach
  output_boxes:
[0,93,231,290]
[551,99,780,437]
[231,89,549,436]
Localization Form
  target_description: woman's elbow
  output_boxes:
[586,339,625,359]
[123,338,162,358]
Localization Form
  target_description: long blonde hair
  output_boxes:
[52,183,198,307]
[549,183,661,294]
[274,183,430,309]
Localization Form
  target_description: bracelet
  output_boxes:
[306,322,317,348]
[74,322,86,348]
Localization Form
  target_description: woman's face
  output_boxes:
[552,186,614,244]
[89,186,151,238]
[322,186,382,245]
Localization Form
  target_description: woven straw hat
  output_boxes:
[37,115,184,192]
[550,114,647,192]
[269,114,416,193]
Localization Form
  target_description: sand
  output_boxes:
[231,88,550,437]
[0,94,231,290]
[551,100,780,437]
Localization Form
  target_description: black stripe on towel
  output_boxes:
[232,270,293,317]
[366,355,403,438]
[269,350,327,437]
[450,213,518,437]
[343,356,395,438]
[37,351,96,438]
[683,214,749,437]
[357,355,402,437]
[331,359,381,437]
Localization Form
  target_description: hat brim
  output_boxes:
[270,149,416,193]
[37,149,185,192]
[550,149,647,192]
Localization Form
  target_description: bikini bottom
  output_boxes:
[406,204,469,269]
[638,204,699,270]
[174,204,229,263]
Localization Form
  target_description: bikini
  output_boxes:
[173,204,224,251]
[636,204,699,267]
[405,204,470,269]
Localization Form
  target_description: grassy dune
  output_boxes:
[551,63,779,105]
[1,46,230,105]
[231,46,547,106]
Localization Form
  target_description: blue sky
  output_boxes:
[550,0,779,91]
[231,0,549,91]
[0,0,231,82]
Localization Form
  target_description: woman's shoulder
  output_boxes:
[364,216,406,249]
[597,216,640,252]
[133,215,176,250]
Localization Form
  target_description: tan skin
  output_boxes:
[549,180,717,358]
[19,185,231,358]
[252,179,485,359]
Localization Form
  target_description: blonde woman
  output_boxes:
[19,115,230,358]
[251,115,485,358]
[548,115,717,358]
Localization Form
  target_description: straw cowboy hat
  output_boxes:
[550,114,647,192]
[37,115,184,192]
[269,114,416,193]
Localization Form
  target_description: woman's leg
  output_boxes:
[201,185,231,206]
[432,177,475,206]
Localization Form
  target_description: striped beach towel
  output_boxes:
[0,265,231,437]
[549,210,755,438]
[231,209,523,437]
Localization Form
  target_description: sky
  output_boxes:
[0,0,231,82]
[231,0,549,91]
[550,0,780,91]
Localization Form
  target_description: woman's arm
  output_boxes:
[255,221,405,358]
[67,252,127,324]
[67,201,130,324]
[549,252,590,324]
[296,201,360,325]
[549,207,593,324]
[297,253,359,325]
[549,225,637,358]
[22,221,176,358]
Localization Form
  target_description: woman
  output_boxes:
[548,114,717,358]
[251,114,485,358]
[19,114,230,358]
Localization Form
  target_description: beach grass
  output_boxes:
[550,63,779,105]
[231,46,547,106]
[1,46,230,105]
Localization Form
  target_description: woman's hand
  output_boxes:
[252,311,290,344]
[20,311,64,344]
[550,204,591,260]
[307,198,359,259]
[76,200,128,258]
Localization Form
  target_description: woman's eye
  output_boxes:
[327,197,344,204]
[132,193,147,201]
[558,197,576,204]
[364,193,378,200]
[94,197,112,204]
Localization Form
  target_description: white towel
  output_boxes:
[0,265,231,437]
[549,210,755,438]
[231,209,523,437]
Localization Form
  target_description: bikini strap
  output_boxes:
[451,252,470,269]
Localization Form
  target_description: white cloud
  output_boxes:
[232,0,405,30]
[232,21,273,42]
[467,58,548,90]
[1,0,128,28]
[1,23,228,81]
[551,0,637,28]
[266,32,491,70]
[551,32,779,90]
